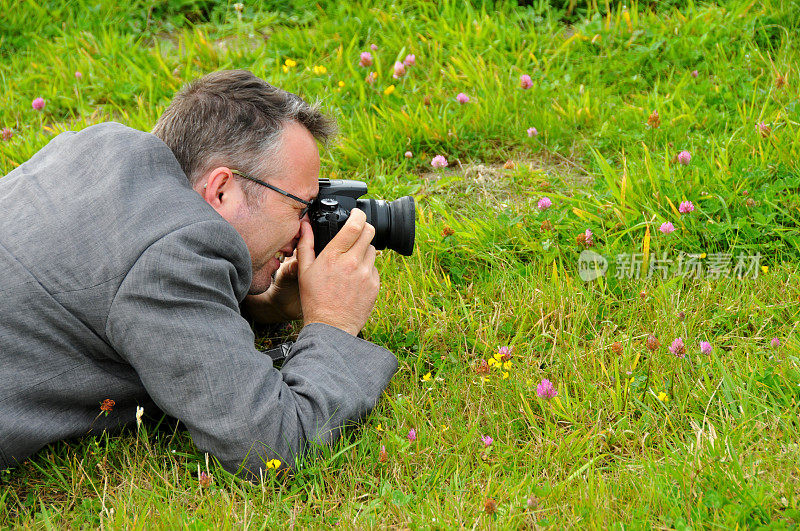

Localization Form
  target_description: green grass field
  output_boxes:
[2,0,800,527]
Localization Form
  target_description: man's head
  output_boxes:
[153,70,337,294]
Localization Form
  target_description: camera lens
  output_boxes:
[356,196,415,256]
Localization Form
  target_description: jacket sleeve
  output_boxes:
[105,219,398,477]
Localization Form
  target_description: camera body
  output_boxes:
[308,179,415,256]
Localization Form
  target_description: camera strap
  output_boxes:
[262,341,294,368]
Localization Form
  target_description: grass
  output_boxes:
[2,0,800,527]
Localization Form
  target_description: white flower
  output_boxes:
[135,406,144,430]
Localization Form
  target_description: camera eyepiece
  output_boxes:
[309,179,415,256]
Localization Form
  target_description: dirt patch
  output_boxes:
[213,32,271,52]
[420,150,594,211]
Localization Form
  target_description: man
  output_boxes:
[0,70,398,477]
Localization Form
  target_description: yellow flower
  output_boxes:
[384,85,395,95]
[284,58,297,67]
[375,423,383,432]
[761,265,769,274]
[622,9,632,31]
[502,361,512,370]
[313,65,327,75]
[487,358,497,367]
[502,371,509,380]
[282,65,289,73]
[657,392,669,403]
[338,80,345,87]
[422,372,432,382]
[266,459,281,469]
[493,353,504,361]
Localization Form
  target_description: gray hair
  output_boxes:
[152,69,337,208]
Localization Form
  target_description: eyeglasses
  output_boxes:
[231,169,313,219]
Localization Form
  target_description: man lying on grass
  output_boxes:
[0,69,398,479]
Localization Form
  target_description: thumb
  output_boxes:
[296,220,315,275]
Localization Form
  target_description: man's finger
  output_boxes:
[348,221,376,258]
[327,208,366,254]
[364,244,377,265]
[275,255,298,283]
[296,220,315,275]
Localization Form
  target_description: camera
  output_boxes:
[308,178,415,256]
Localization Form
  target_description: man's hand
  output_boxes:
[241,253,302,324]
[296,209,379,336]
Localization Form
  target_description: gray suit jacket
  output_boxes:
[0,122,398,476]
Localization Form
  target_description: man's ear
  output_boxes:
[197,167,247,223]
[199,167,235,206]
